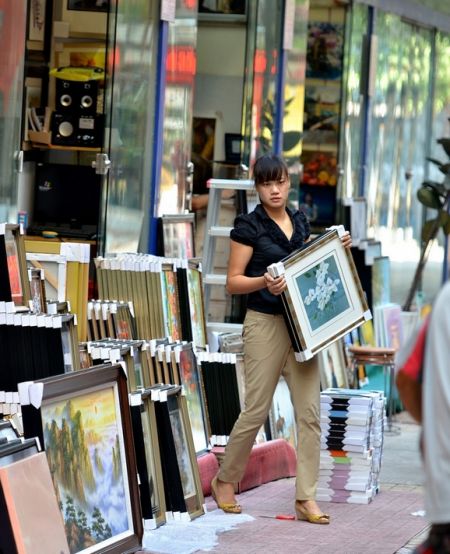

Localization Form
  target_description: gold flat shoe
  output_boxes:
[211,475,242,514]
[295,501,330,525]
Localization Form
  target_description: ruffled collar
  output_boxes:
[255,204,305,251]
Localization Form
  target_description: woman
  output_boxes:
[210,153,352,523]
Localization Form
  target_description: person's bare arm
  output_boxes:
[226,240,285,296]
[191,194,209,211]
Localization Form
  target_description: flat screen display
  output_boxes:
[33,163,102,229]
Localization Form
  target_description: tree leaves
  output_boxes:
[421,218,439,242]
[417,185,443,209]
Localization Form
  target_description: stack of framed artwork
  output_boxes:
[268,229,372,362]
[0,311,80,394]
[130,384,205,528]
[196,351,242,445]
[21,364,143,554]
[25,238,90,341]
[87,300,137,342]
[95,254,207,348]
[157,214,196,259]
[85,339,211,456]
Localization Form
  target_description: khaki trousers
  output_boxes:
[218,309,321,500]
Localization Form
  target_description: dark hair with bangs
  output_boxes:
[252,153,288,185]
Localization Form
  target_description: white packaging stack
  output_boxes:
[317,388,385,504]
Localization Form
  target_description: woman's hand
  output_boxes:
[340,231,352,249]
[264,272,286,296]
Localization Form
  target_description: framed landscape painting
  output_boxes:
[268,229,371,361]
[21,364,142,554]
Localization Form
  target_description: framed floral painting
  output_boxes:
[268,229,371,361]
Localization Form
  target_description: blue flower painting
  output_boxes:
[295,255,350,331]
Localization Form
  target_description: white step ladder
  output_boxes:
[202,177,255,335]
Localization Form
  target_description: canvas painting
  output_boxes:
[55,42,106,70]
[28,0,47,42]
[272,229,371,361]
[0,452,70,554]
[319,341,348,390]
[140,403,165,525]
[41,385,133,553]
[163,270,181,340]
[271,377,297,449]
[295,254,350,333]
[303,84,340,145]
[299,184,336,228]
[162,221,194,258]
[168,402,196,500]
[179,347,209,454]
[372,256,391,307]
[4,227,23,306]
[187,268,207,348]
[306,21,344,80]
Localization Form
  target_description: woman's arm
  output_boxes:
[226,240,285,296]
[226,240,265,294]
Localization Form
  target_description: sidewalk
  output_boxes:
[198,414,428,554]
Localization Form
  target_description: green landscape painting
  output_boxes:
[41,387,130,553]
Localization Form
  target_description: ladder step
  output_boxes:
[204,274,227,285]
[209,226,232,237]
[208,178,254,190]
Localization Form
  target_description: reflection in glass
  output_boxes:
[343,9,446,304]
[283,0,309,210]
[241,0,283,168]
[0,2,27,223]
[101,2,158,253]
[366,13,433,304]
[156,2,198,217]
[340,4,368,200]
[422,32,450,297]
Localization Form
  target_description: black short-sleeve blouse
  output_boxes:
[230,204,310,314]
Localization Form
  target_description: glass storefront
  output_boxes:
[100,0,159,254]
[343,6,449,304]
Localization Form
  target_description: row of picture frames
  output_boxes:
[82,339,211,455]
[18,364,205,554]
[87,300,137,342]
[95,255,207,348]
[0,311,79,395]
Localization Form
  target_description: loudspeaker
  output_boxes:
[55,78,99,115]
[51,112,104,147]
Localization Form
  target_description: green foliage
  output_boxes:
[91,507,112,541]
[416,137,450,240]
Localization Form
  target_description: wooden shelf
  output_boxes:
[29,142,102,152]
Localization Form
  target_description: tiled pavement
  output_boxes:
[141,416,429,554]
[196,480,427,554]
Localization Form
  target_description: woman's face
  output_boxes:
[256,171,290,209]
